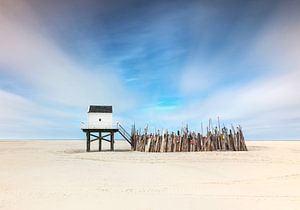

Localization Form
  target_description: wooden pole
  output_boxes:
[86,131,90,152]
[110,132,114,151]
[188,133,191,152]
[217,116,221,133]
[165,132,169,152]
[99,132,102,151]
[130,124,248,153]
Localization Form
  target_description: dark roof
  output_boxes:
[88,105,112,113]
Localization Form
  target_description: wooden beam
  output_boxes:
[89,135,111,142]
[90,138,99,142]
[90,133,112,141]
[86,131,90,152]
[90,133,99,139]
[101,133,111,138]
[99,132,102,151]
[110,132,114,151]
[101,138,111,142]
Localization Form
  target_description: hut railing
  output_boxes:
[117,123,132,146]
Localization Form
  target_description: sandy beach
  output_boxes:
[0,140,299,210]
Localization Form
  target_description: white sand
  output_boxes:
[0,140,299,210]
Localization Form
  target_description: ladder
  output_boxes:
[117,123,132,146]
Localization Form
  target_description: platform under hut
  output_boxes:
[82,128,119,152]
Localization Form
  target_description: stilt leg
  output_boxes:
[99,132,102,151]
[110,132,114,151]
[86,131,90,152]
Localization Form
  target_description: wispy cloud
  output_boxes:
[135,1,300,139]
[0,0,137,138]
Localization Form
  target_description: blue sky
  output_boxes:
[0,0,300,139]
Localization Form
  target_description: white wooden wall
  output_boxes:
[88,113,113,129]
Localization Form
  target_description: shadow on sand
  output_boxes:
[64,149,132,154]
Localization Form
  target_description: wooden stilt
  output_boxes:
[86,131,90,152]
[99,132,102,151]
[110,132,114,151]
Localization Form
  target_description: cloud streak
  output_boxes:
[0,0,137,138]
[0,0,299,139]
[135,1,300,139]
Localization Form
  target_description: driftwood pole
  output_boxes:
[131,122,247,153]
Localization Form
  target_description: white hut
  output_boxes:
[82,105,133,152]
[87,105,113,129]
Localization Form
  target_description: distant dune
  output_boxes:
[0,140,299,210]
